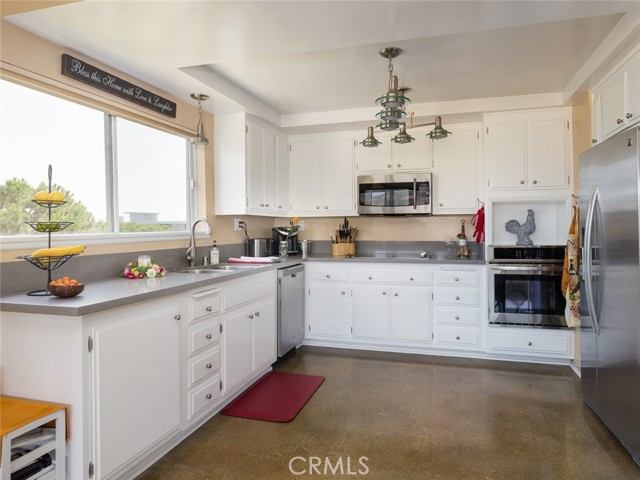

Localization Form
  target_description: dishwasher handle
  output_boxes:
[277,263,304,278]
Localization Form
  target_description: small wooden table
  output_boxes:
[0,396,67,480]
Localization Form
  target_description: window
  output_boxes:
[0,79,195,245]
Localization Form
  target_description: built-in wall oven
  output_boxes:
[488,245,567,328]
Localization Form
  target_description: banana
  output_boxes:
[32,245,86,257]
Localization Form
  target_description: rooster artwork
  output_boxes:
[505,209,536,245]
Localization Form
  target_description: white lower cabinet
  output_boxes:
[221,272,277,396]
[390,286,432,342]
[487,328,573,359]
[89,299,183,480]
[352,284,391,339]
[306,265,351,339]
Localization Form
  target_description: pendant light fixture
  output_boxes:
[361,47,451,147]
[190,93,209,145]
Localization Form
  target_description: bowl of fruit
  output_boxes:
[48,277,85,298]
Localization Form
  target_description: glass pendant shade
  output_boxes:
[375,75,411,108]
[427,116,452,140]
[376,107,407,121]
[360,126,382,148]
[392,124,415,144]
[376,119,402,131]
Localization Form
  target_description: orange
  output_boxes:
[70,279,78,285]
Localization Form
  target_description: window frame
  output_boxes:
[0,80,201,250]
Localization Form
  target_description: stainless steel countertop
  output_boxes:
[0,256,485,316]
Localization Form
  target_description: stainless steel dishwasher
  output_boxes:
[277,263,305,357]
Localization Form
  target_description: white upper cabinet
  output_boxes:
[289,132,355,216]
[591,49,640,144]
[484,108,572,193]
[355,127,432,173]
[432,122,481,214]
[214,113,288,216]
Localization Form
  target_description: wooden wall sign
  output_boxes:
[61,54,177,118]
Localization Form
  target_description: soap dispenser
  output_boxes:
[209,241,220,265]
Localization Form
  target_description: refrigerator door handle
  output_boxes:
[583,184,600,335]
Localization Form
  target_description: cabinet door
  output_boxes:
[253,297,276,372]
[485,120,526,189]
[591,93,600,145]
[263,129,276,211]
[92,303,181,479]
[433,124,479,213]
[321,136,355,214]
[391,286,431,342]
[391,127,432,171]
[275,129,289,215]
[351,284,390,339]
[307,283,350,338]
[600,68,626,138]
[527,116,568,189]
[289,138,322,212]
[222,306,253,393]
[355,132,392,172]
[247,117,267,212]
[626,52,640,126]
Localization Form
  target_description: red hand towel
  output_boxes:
[471,206,485,245]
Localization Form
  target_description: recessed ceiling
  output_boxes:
[4,1,640,132]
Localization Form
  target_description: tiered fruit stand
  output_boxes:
[16,165,80,296]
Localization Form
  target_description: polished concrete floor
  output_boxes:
[137,347,640,480]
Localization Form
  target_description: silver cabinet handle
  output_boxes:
[527,341,532,346]
[316,206,320,209]
[249,314,254,319]
[324,206,328,209]
[368,276,373,280]
[439,203,443,207]
[532,180,538,185]
[592,139,597,144]
[626,113,633,119]
[206,363,212,369]
[409,277,414,281]
[456,336,461,340]
[617,118,624,124]
[326,274,331,278]
[205,306,212,312]
[454,315,460,320]
[205,333,212,339]
[341,291,346,295]
[394,292,398,297]
[455,296,460,300]
[255,311,260,317]
[397,163,401,168]
[454,277,459,282]
[265,203,269,207]
[387,164,392,168]
[174,314,181,321]
[205,393,212,400]
[520,180,525,184]
[382,291,387,295]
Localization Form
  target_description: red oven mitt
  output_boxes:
[471,206,484,245]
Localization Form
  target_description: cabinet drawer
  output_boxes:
[434,326,481,348]
[190,289,221,323]
[223,280,274,311]
[434,289,479,306]
[188,376,221,420]
[435,269,479,286]
[308,268,349,282]
[189,347,220,387]
[190,320,220,355]
[434,307,479,326]
[488,330,572,357]
[351,270,431,285]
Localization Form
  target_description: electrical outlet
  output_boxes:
[298,220,304,231]
[234,218,243,231]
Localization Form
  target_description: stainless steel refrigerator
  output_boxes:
[580,126,640,466]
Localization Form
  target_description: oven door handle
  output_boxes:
[490,265,563,273]
[412,178,417,210]
[583,184,600,335]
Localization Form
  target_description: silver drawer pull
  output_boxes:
[527,341,533,346]
[205,363,212,369]
[341,291,346,295]
[249,314,254,319]
[455,296,460,300]
[368,276,373,280]
[205,306,212,312]
[326,274,331,278]
[409,277,414,281]
[520,180,525,184]
[456,336,461,340]
[394,292,398,297]
[174,314,181,321]
[205,393,212,400]
[205,333,212,340]
[255,311,260,317]
[617,118,624,124]
[382,291,387,295]
[454,315,460,320]
[454,277,459,282]
[626,113,633,119]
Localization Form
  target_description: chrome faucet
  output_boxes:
[186,218,212,266]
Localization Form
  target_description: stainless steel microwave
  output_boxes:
[357,173,432,215]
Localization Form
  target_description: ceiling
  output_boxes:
[4,1,640,133]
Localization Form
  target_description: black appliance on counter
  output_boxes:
[272,227,300,255]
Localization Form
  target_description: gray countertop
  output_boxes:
[0,255,485,316]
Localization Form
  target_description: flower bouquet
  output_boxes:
[122,260,167,279]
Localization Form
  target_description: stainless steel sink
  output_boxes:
[172,264,263,274]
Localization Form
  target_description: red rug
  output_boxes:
[221,371,325,422]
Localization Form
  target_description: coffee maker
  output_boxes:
[272,227,300,255]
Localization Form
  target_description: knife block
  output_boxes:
[331,243,355,257]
